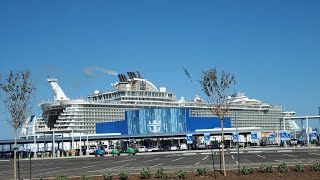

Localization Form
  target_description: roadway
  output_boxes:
[0,147,320,179]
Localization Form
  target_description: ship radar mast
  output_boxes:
[48,78,70,101]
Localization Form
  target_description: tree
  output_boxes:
[184,67,236,176]
[0,69,35,180]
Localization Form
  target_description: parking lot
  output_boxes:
[0,147,320,179]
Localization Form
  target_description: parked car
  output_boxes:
[127,147,136,155]
[94,148,105,157]
[88,147,97,155]
[179,143,187,150]
[151,146,160,152]
[138,146,147,153]
[111,148,120,156]
[3,151,13,158]
[197,143,206,149]
[170,145,178,151]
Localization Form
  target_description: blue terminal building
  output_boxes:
[96,108,231,136]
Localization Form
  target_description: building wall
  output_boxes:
[96,108,231,135]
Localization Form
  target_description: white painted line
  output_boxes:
[231,155,234,160]
[172,157,183,162]
[195,162,200,166]
[0,160,9,162]
[202,155,208,161]
[274,159,282,162]
[309,153,320,156]
[230,152,243,154]
[183,153,197,156]
[282,153,297,157]
[143,158,160,162]
[166,154,181,157]
[150,163,164,168]
[248,151,262,153]
[277,150,293,153]
[235,161,239,164]
[257,154,266,159]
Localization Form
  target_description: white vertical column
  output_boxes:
[72,129,74,150]
[283,118,286,131]
[86,134,89,156]
[52,131,55,157]
[79,132,82,156]
[33,133,37,159]
[306,117,309,147]
[72,129,75,156]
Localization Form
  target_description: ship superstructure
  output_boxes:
[23,71,295,136]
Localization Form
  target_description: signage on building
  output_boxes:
[187,134,193,144]
[251,132,258,141]
[232,132,238,142]
[311,131,317,140]
[204,133,210,143]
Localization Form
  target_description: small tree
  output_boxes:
[0,69,35,180]
[184,67,236,176]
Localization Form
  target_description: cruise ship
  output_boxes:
[20,71,296,138]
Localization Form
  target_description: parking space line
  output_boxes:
[282,153,297,157]
[172,157,183,162]
[202,155,208,161]
[257,154,266,158]
[150,163,164,168]
[231,155,234,160]
[143,158,160,162]
[309,153,320,156]
[166,154,181,157]
[195,162,200,166]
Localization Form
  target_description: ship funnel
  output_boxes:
[48,78,70,101]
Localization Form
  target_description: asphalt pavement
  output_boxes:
[0,146,319,180]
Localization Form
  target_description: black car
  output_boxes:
[3,151,13,158]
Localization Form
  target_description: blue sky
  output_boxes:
[1,1,320,139]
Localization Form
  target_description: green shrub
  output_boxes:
[39,177,43,180]
[175,169,187,179]
[277,163,288,173]
[119,170,128,180]
[312,162,320,171]
[55,174,67,180]
[240,166,255,175]
[80,174,92,180]
[294,164,304,172]
[140,167,151,179]
[103,172,113,180]
[259,164,272,173]
[155,167,169,179]
[195,167,208,176]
